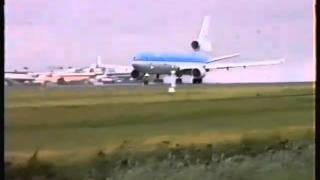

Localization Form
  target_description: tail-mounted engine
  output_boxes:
[191,41,200,51]
[190,39,212,52]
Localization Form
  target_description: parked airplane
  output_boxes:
[130,16,285,84]
[33,56,133,85]
[33,70,97,85]
[88,56,133,84]
[33,61,104,85]
[5,67,36,86]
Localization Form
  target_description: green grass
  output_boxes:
[5,83,315,164]
[4,83,315,179]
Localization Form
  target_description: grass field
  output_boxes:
[4,82,315,179]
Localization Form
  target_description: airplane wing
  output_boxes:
[206,53,240,63]
[205,58,285,70]
[106,72,131,77]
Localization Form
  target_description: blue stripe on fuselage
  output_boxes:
[134,52,209,63]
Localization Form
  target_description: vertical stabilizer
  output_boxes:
[96,56,102,67]
[199,16,210,41]
[191,16,212,52]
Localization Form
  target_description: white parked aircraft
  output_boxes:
[5,67,37,86]
[33,56,133,85]
[130,16,285,84]
[87,56,133,84]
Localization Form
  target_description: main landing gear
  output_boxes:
[192,78,203,84]
[141,72,187,85]
[154,74,164,83]
[176,78,182,84]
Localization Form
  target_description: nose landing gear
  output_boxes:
[154,74,164,83]
[175,70,183,84]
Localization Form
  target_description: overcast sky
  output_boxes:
[5,0,315,82]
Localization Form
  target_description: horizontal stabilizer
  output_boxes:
[207,53,240,63]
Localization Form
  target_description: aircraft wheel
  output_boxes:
[192,78,203,84]
[43,81,49,86]
[143,80,149,85]
[192,78,197,84]
[154,78,163,83]
[83,79,91,85]
[57,77,66,85]
[176,78,182,84]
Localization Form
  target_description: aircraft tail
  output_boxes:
[191,16,212,52]
[96,56,102,67]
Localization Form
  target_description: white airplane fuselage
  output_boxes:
[132,60,204,75]
[131,52,208,81]
[5,71,36,84]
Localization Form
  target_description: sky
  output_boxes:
[5,0,315,82]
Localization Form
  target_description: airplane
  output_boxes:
[88,56,133,84]
[130,16,285,85]
[33,64,103,85]
[33,56,133,85]
[32,71,97,85]
[5,67,37,86]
